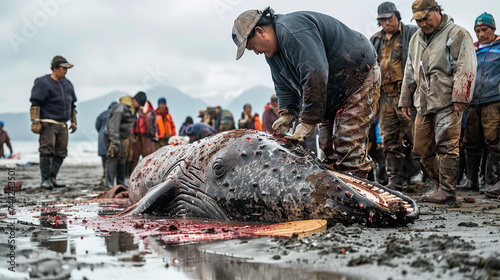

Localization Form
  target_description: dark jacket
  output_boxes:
[185,123,217,142]
[30,74,77,122]
[262,103,279,133]
[472,36,500,105]
[266,11,377,123]
[96,102,117,156]
[370,22,419,74]
[105,96,135,148]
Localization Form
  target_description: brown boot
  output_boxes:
[422,188,456,204]
[421,156,440,194]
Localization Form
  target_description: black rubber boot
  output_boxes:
[386,157,403,191]
[50,156,66,188]
[458,154,481,191]
[481,153,500,194]
[117,163,126,187]
[106,157,117,188]
[40,156,53,190]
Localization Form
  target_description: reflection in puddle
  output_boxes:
[1,203,357,280]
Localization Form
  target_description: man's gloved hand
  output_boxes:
[272,113,296,135]
[69,109,77,133]
[107,143,119,158]
[30,106,42,134]
[293,120,315,142]
[31,122,42,134]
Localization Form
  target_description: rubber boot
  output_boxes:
[386,157,403,191]
[481,153,500,194]
[106,157,117,188]
[50,156,66,188]
[117,163,126,187]
[423,156,457,204]
[458,154,481,191]
[40,156,53,190]
[485,181,500,199]
[421,156,440,195]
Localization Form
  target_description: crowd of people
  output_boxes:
[13,0,497,205]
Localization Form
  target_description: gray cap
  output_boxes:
[232,10,261,60]
[377,2,398,19]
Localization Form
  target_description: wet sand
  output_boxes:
[1,162,499,280]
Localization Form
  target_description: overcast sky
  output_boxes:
[1,0,498,114]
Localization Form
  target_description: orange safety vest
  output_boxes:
[254,115,262,131]
[156,112,176,139]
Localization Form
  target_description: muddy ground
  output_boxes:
[0,162,499,280]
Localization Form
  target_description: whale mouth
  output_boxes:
[330,171,417,218]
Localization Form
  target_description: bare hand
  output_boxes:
[402,107,412,121]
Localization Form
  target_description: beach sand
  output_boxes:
[1,162,499,280]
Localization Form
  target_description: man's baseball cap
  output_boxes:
[232,10,261,60]
[475,12,496,30]
[51,55,73,69]
[411,0,438,21]
[377,2,398,19]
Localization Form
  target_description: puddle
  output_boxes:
[1,201,357,280]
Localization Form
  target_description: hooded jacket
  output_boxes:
[472,35,500,105]
[266,11,377,124]
[399,15,477,114]
[105,96,136,148]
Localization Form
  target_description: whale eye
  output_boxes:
[212,158,227,178]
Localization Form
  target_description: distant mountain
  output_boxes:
[0,85,275,142]
[225,86,275,125]
[0,85,208,141]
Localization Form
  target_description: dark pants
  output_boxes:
[105,138,127,188]
[39,123,68,157]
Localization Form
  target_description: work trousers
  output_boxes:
[318,63,381,178]
[463,101,500,157]
[39,123,68,157]
[379,91,414,158]
[414,107,461,192]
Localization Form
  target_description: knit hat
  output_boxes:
[133,91,147,106]
[475,13,496,30]
[0,121,4,127]
[270,93,278,103]
[158,97,167,105]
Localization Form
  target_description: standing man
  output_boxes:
[30,56,77,190]
[104,92,146,188]
[232,8,380,178]
[463,13,500,195]
[0,121,13,158]
[95,101,118,180]
[399,0,476,203]
[262,94,279,133]
[238,103,262,130]
[370,2,418,191]
[155,97,176,150]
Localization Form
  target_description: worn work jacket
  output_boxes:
[105,96,136,148]
[30,74,77,122]
[370,22,419,86]
[399,15,477,115]
[266,11,377,124]
[472,36,500,105]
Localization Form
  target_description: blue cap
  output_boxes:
[0,121,4,126]
[158,97,167,105]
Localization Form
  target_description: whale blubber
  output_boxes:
[254,219,327,238]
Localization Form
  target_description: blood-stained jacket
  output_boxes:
[399,15,477,114]
[472,36,500,105]
[266,11,377,124]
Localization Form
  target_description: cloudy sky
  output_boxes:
[1,0,498,114]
